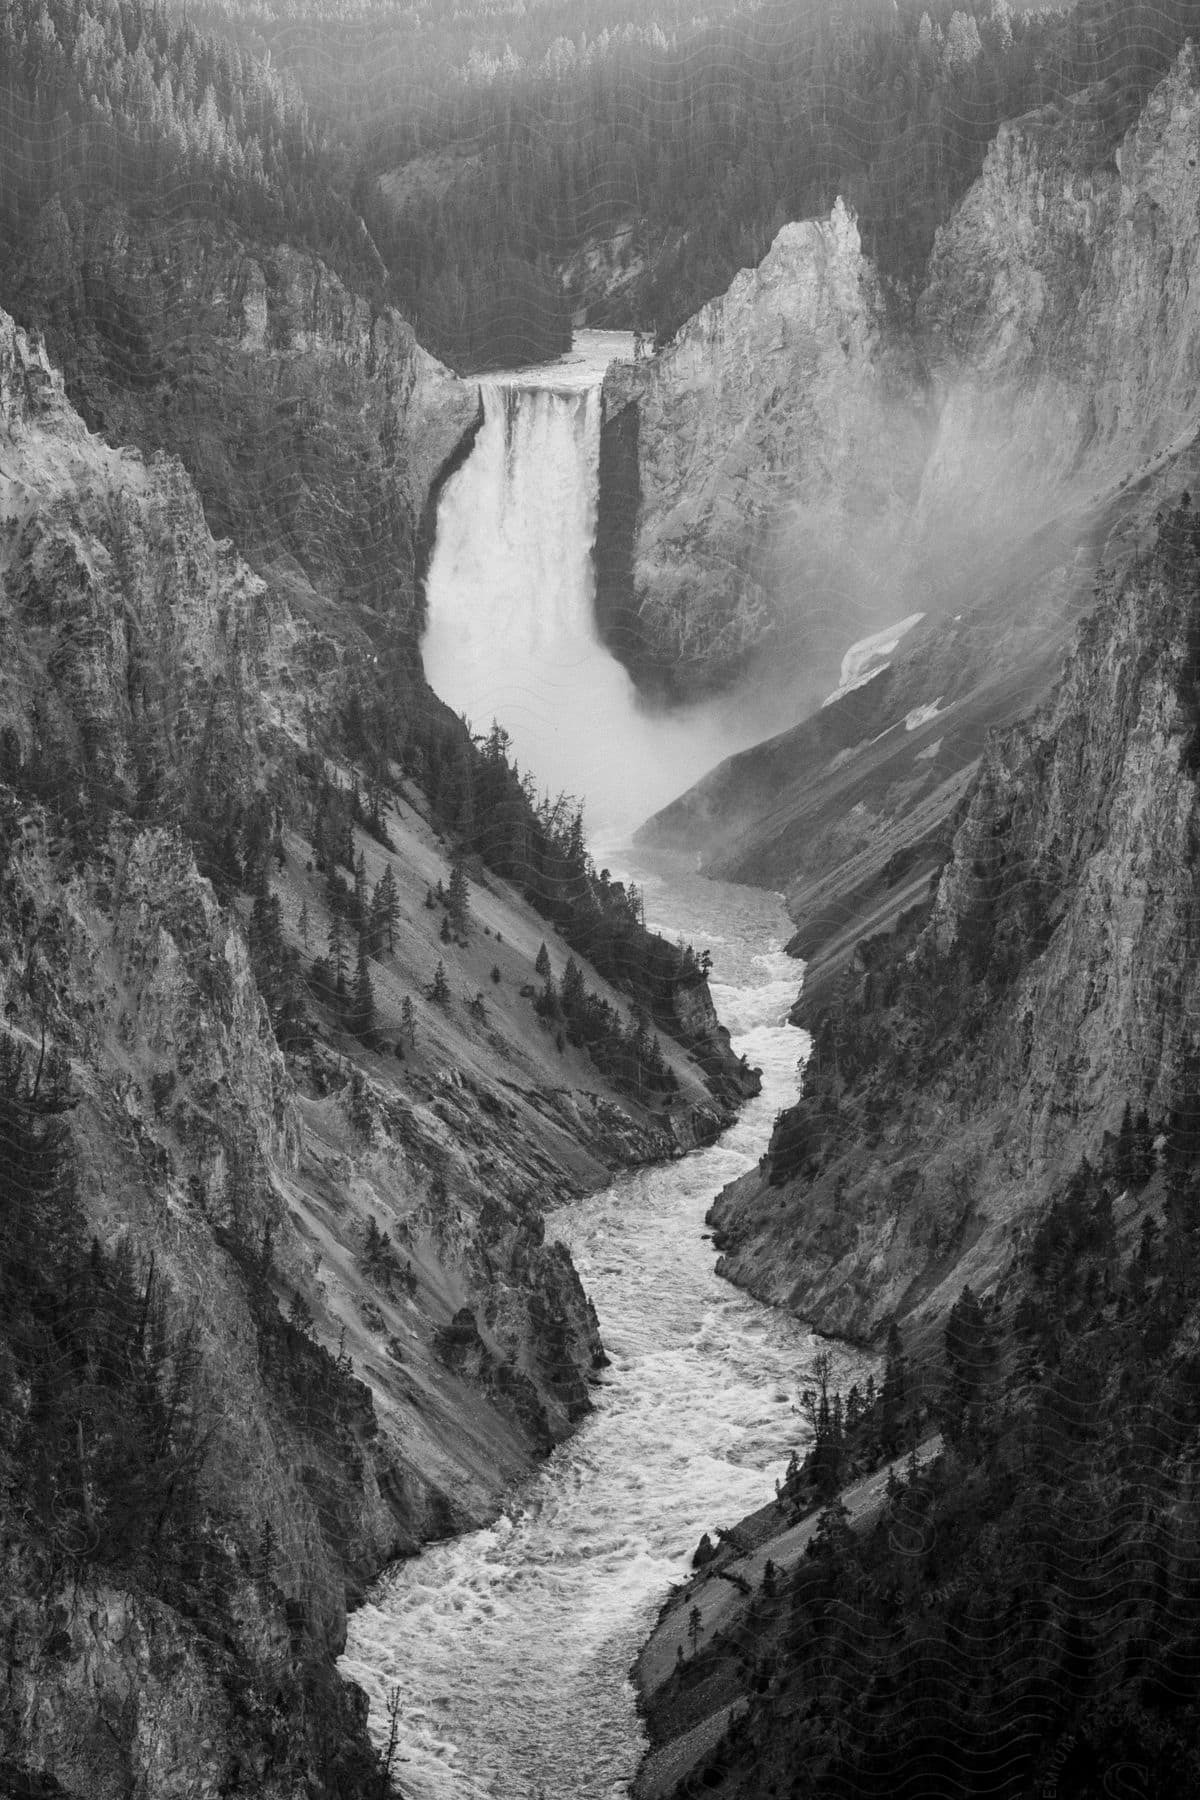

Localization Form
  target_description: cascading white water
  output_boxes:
[420,333,770,844]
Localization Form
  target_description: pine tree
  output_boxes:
[809,1496,852,1563]
[881,1320,907,1456]
[373,863,399,955]
[288,1290,314,1336]
[401,995,416,1045]
[429,960,449,1004]
[327,909,349,998]
[350,935,375,1039]
[943,1284,993,1444]
[1115,1101,1136,1185]
[535,941,551,979]
[353,848,368,926]
[805,1350,842,1499]
[559,955,586,1024]
[1134,1107,1156,1184]
[447,853,469,931]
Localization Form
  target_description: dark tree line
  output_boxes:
[669,1117,1200,1798]
[0,1029,212,1579]
[349,0,1200,367]
[8,0,1200,374]
[0,0,388,309]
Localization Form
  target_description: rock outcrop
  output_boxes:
[639,47,1200,1011]
[597,201,927,701]
[4,209,479,660]
[918,52,1200,521]
[707,500,1200,1342]
[603,50,1200,719]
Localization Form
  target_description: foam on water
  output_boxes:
[341,864,858,1800]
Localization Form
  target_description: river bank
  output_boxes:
[630,1434,944,1798]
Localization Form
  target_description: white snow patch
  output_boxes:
[915,737,943,762]
[905,699,944,732]
[822,612,925,708]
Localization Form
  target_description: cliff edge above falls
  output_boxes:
[597,202,928,703]
[708,498,1200,1344]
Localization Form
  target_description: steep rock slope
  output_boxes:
[918,53,1200,519]
[708,500,1200,1342]
[597,202,927,702]
[0,312,742,1797]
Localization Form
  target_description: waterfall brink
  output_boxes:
[421,338,764,846]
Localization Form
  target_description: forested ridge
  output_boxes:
[0,0,390,314]
[9,0,1200,370]
[175,0,1200,366]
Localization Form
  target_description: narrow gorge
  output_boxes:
[8,4,1200,1798]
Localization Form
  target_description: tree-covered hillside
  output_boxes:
[176,0,1200,367]
[662,1132,1200,1798]
[9,0,1200,370]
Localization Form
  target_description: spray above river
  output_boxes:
[421,332,773,842]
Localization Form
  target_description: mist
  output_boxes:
[422,341,1121,860]
[421,365,799,851]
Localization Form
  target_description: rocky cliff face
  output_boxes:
[604,52,1200,718]
[598,201,928,701]
[918,50,1200,523]
[708,500,1200,1342]
[6,207,479,659]
[637,49,1200,1021]
[0,309,738,1797]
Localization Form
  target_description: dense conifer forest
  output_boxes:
[667,1125,1200,1797]
[11,0,1200,370]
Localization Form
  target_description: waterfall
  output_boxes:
[420,338,765,846]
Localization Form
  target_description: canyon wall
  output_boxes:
[598,201,928,701]
[0,309,738,1798]
[5,208,480,660]
[638,47,1200,1010]
[918,51,1200,524]
[607,49,1200,721]
[708,500,1200,1342]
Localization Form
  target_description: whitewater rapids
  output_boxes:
[341,863,866,1799]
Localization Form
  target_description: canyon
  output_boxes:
[0,306,746,1796]
[7,14,1200,1800]
[632,48,1200,1351]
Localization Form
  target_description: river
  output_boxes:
[340,336,866,1796]
[340,856,871,1798]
